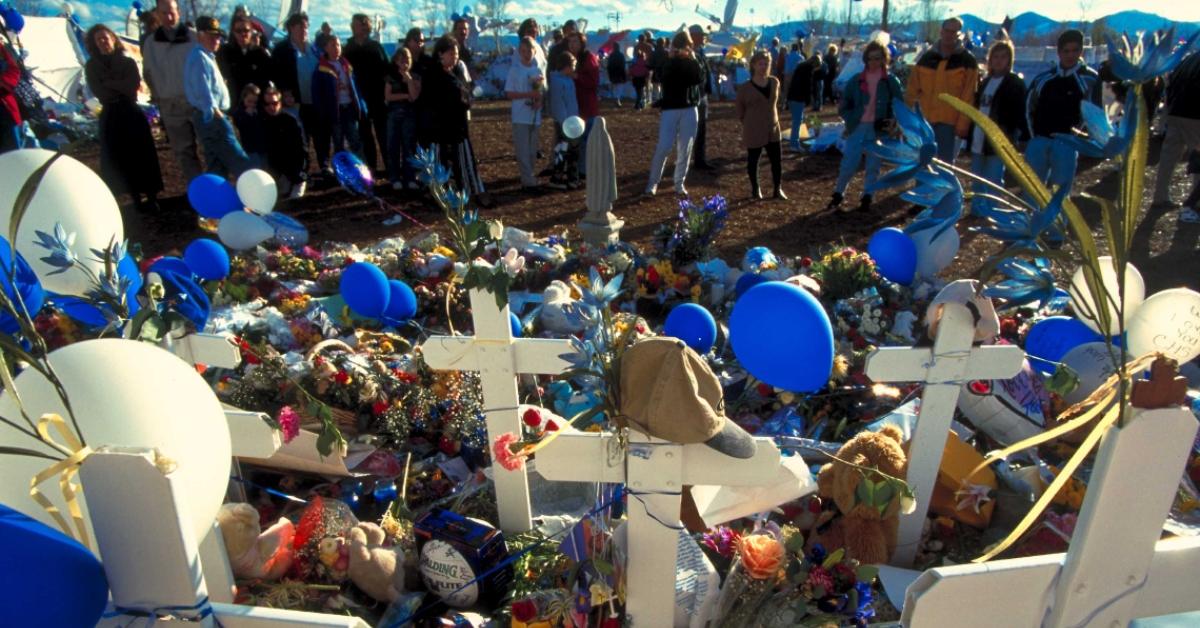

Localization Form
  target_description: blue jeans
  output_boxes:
[1025,135,1078,193]
[835,123,880,196]
[192,111,250,179]
[333,104,363,158]
[386,104,417,184]
[970,153,1005,212]
[788,100,806,148]
[933,122,960,163]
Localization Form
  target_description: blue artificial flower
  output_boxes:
[1105,27,1200,84]
[903,168,964,240]
[1053,97,1138,159]
[579,266,624,312]
[972,184,1068,248]
[982,257,1058,309]
[866,100,938,194]
[853,580,875,623]
[32,223,77,275]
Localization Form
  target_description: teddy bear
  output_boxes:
[346,522,406,603]
[216,502,296,580]
[811,425,909,565]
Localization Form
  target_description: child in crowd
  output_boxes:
[547,51,581,190]
[506,37,544,191]
[261,85,308,199]
[384,47,421,190]
[630,48,649,110]
[312,33,365,160]
[233,84,268,168]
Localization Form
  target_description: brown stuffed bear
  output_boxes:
[216,502,295,581]
[812,425,909,565]
[347,522,406,603]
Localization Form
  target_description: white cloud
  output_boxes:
[503,0,564,18]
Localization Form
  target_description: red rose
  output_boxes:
[800,256,813,268]
[372,401,389,416]
[522,408,543,428]
[756,383,773,397]
[334,370,351,385]
[544,420,560,432]
[511,599,538,622]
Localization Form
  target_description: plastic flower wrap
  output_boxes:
[653,195,730,266]
[810,247,880,301]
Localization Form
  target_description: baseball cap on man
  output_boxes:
[619,337,757,458]
[688,24,706,36]
[195,16,225,37]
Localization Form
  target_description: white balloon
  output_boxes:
[1060,341,1120,405]
[910,226,959,278]
[236,169,277,215]
[562,115,586,140]
[1068,256,1145,336]
[218,210,274,250]
[0,339,231,556]
[0,149,125,296]
[1125,288,1200,364]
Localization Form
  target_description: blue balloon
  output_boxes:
[509,312,522,337]
[735,271,769,298]
[0,237,44,335]
[730,281,834,392]
[262,212,310,247]
[183,238,230,281]
[867,227,918,285]
[149,256,194,279]
[664,303,717,354]
[332,151,375,196]
[156,266,212,329]
[1025,316,1103,373]
[340,262,390,318]
[743,246,778,271]
[186,174,242,219]
[0,504,108,627]
[383,279,417,322]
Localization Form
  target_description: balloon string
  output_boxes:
[375,197,433,230]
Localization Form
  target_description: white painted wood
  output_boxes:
[901,536,1200,627]
[83,447,368,627]
[224,407,283,459]
[864,303,1025,566]
[199,522,236,603]
[538,428,783,627]
[419,288,577,533]
[1046,407,1199,628]
[165,333,242,369]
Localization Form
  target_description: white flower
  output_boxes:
[899,492,917,515]
[488,220,505,240]
[499,248,525,277]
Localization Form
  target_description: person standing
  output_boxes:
[344,14,390,175]
[261,85,307,198]
[217,15,272,106]
[233,84,268,168]
[630,47,649,110]
[421,36,489,205]
[548,51,581,190]
[384,47,421,191]
[644,32,704,197]
[786,54,822,152]
[1024,29,1101,191]
[507,37,544,191]
[513,18,547,71]
[968,40,1026,211]
[821,43,839,106]
[905,17,978,163]
[83,24,162,210]
[312,33,364,159]
[271,13,323,173]
[736,51,785,200]
[184,16,251,178]
[1152,50,1200,208]
[547,20,576,71]
[0,41,19,153]
[142,0,202,181]
[568,32,599,176]
[688,25,714,170]
[606,44,627,107]
[648,37,669,102]
[783,43,804,96]
[452,17,474,69]
[830,41,902,212]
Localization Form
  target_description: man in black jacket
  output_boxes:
[1153,51,1200,208]
[689,25,714,170]
[1023,29,1100,192]
[786,54,823,152]
[344,14,389,174]
[217,15,272,104]
[271,12,324,172]
[969,39,1027,211]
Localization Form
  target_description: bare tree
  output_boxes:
[1078,0,1095,24]
[422,0,442,37]
[917,0,944,42]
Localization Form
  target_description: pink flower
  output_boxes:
[277,406,300,444]
[492,432,528,471]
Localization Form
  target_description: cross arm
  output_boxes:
[421,336,578,375]
[865,345,1026,384]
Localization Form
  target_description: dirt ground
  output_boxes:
[72,99,1199,293]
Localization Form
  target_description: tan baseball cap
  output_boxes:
[619,337,757,458]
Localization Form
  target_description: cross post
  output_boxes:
[420,288,578,533]
[864,302,1025,566]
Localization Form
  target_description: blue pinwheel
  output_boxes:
[982,257,1059,309]
[972,184,1068,249]
[1105,27,1200,83]
[1053,97,1138,159]
[902,168,964,240]
[866,100,938,194]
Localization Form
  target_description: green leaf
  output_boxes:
[568,404,604,429]
[316,427,335,458]
[137,315,163,342]
[938,94,1051,206]
[0,446,61,461]
[855,473,874,506]
[592,557,615,576]
[9,152,64,246]
[855,564,879,583]
[822,547,845,569]
[874,479,896,506]
[1121,86,1149,259]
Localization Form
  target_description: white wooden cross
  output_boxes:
[84,447,369,628]
[420,288,578,533]
[865,302,1025,566]
[899,405,1200,627]
[538,427,784,627]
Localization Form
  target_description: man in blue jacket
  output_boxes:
[312,33,366,160]
[184,16,250,178]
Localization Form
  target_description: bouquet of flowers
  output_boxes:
[810,247,880,301]
[654,195,730,267]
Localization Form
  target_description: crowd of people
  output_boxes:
[2,5,1200,220]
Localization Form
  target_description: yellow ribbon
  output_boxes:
[30,413,93,551]
[966,353,1156,562]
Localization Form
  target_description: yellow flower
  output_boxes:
[738,534,785,580]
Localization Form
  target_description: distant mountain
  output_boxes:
[1102,10,1186,34]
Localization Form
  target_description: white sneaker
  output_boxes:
[289,181,307,199]
[675,185,688,196]
[643,186,657,197]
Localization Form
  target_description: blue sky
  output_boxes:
[24,1,1200,41]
